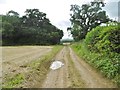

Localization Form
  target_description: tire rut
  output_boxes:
[42,46,117,88]
[69,47,117,88]
[42,46,84,88]
[42,47,69,88]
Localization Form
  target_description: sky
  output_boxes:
[0,0,119,39]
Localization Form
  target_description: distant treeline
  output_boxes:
[60,39,74,43]
[1,9,63,45]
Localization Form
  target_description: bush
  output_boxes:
[85,25,120,53]
[72,24,120,86]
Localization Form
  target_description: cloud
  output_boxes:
[55,20,72,39]
[103,2,118,20]
[0,0,119,39]
[0,0,6,4]
[56,21,70,29]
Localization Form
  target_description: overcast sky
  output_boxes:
[0,0,119,39]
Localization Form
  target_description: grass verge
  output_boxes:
[2,73,24,88]
[71,42,119,87]
[20,45,63,88]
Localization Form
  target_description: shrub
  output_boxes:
[85,25,120,53]
[72,24,120,86]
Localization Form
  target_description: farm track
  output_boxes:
[69,47,117,88]
[42,47,70,88]
[2,46,117,88]
[42,46,117,88]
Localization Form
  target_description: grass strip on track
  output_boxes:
[67,47,85,88]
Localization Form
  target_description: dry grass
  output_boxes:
[2,45,63,88]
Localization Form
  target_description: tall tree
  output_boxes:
[69,1,110,40]
[2,9,63,45]
[7,10,19,17]
[2,10,21,45]
[21,9,50,28]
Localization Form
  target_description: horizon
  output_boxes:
[0,0,119,39]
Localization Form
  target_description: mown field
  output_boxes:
[2,45,63,88]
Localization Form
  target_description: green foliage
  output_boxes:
[85,25,120,53]
[2,9,63,45]
[3,74,24,88]
[70,24,83,41]
[7,10,19,17]
[61,39,74,43]
[69,1,110,40]
[72,24,120,86]
[85,26,103,51]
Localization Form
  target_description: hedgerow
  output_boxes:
[72,24,120,86]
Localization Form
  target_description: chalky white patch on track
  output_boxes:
[50,61,64,70]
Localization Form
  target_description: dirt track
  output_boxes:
[42,46,117,88]
[2,46,117,88]
[42,47,70,88]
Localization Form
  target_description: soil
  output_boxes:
[69,47,117,88]
[42,46,70,88]
[2,46,117,88]
[2,46,53,78]
[42,46,117,88]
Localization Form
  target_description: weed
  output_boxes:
[3,73,24,88]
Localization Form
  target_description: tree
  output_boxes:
[20,9,63,45]
[21,9,50,28]
[2,11,21,45]
[7,10,19,17]
[69,1,110,40]
[2,9,63,45]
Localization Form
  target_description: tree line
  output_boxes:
[1,9,63,45]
